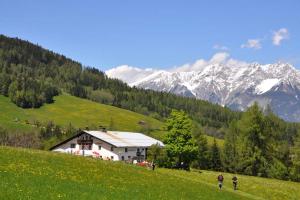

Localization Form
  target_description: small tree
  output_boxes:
[209,138,222,171]
[164,110,197,169]
[193,127,210,169]
[223,120,239,172]
[291,135,300,181]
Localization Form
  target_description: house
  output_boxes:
[49,130,164,162]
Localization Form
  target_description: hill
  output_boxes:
[0,93,223,147]
[0,94,163,135]
[0,146,299,200]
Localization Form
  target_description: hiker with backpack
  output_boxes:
[217,174,224,189]
[232,175,238,190]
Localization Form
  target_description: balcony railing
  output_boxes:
[77,139,93,144]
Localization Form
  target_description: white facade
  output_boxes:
[50,131,163,161]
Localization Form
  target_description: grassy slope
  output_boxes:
[0,94,162,133]
[0,94,223,145]
[1,147,299,200]
[0,147,265,200]
[160,169,300,200]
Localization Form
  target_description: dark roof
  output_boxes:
[49,130,118,150]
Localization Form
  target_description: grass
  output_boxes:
[0,94,163,134]
[2,146,295,200]
[159,169,300,200]
[0,94,224,147]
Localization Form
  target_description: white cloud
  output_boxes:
[106,53,251,82]
[213,44,229,51]
[272,28,289,46]
[173,52,249,72]
[210,52,230,63]
[105,65,156,84]
[241,39,261,49]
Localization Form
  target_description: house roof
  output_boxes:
[49,130,164,150]
[86,130,164,147]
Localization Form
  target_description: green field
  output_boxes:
[0,146,298,200]
[0,94,224,145]
[0,94,163,133]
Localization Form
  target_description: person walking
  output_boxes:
[232,175,238,190]
[217,174,224,189]
[152,161,156,171]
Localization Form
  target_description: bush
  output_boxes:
[267,159,289,180]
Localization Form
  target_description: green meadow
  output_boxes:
[0,94,223,145]
[0,94,162,133]
[0,146,298,200]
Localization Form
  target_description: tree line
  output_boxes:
[0,121,78,150]
[148,106,300,182]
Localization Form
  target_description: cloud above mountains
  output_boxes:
[240,28,289,50]
[106,65,156,84]
[106,27,292,83]
[241,39,261,49]
[272,28,289,46]
[106,52,251,83]
[213,44,229,51]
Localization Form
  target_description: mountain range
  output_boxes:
[107,62,300,122]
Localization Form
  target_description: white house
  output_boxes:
[50,130,164,161]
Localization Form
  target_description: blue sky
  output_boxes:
[1,0,299,70]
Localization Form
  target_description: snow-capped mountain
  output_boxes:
[106,62,300,122]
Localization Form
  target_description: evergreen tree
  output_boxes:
[238,103,268,176]
[209,138,222,171]
[193,128,210,169]
[223,120,239,172]
[291,135,300,181]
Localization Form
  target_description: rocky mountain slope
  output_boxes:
[107,62,300,121]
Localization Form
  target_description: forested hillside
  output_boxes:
[0,34,239,132]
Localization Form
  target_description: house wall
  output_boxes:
[52,134,147,161]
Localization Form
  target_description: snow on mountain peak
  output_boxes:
[255,78,280,94]
[105,58,300,121]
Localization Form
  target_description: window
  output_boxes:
[137,148,140,152]
[125,148,128,152]
[111,156,114,160]
[88,145,92,150]
[70,144,76,148]
[121,156,124,161]
[111,146,114,151]
[98,145,101,150]
[128,156,131,159]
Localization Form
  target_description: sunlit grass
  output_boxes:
[0,94,163,133]
[0,146,258,200]
[158,169,300,200]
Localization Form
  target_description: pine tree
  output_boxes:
[209,138,222,171]
[194,128,210,169]
[238,103,268,176]
[223,120,239,172]
[291,135,300,181]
